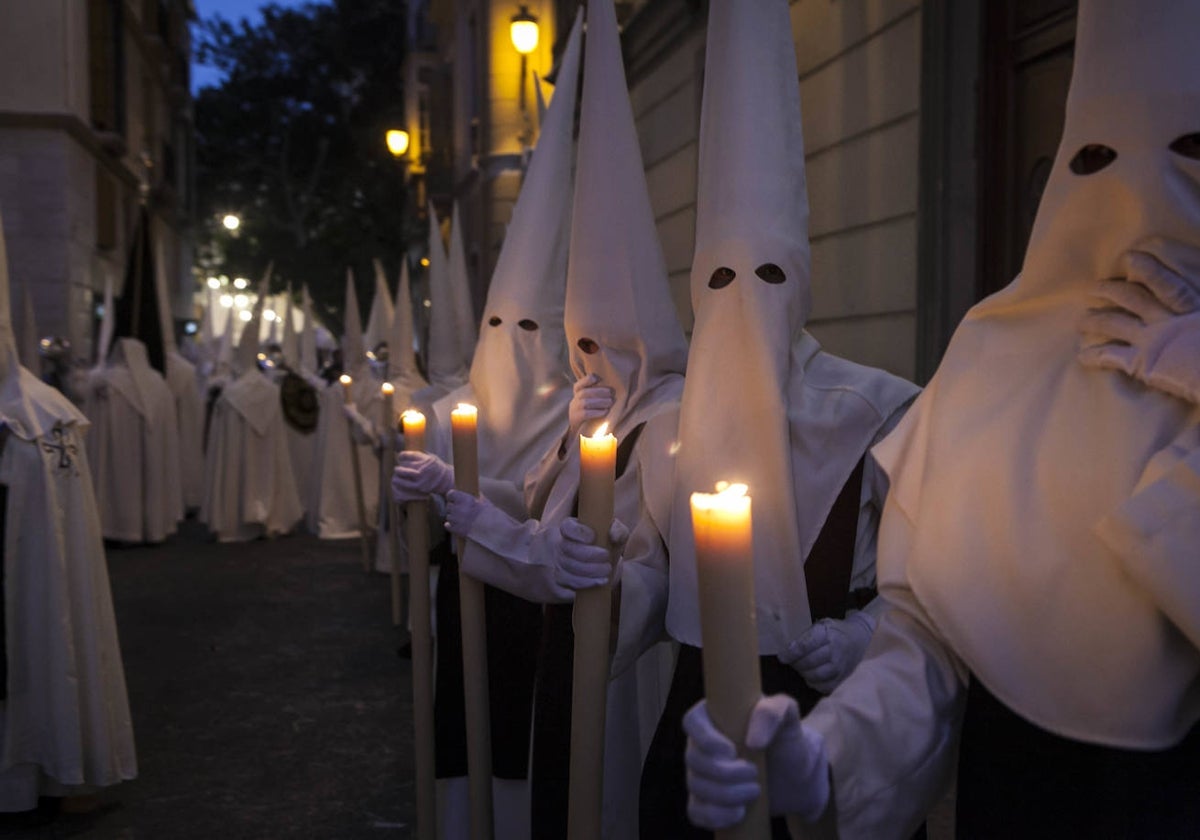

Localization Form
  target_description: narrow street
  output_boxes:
[0,522,414,840]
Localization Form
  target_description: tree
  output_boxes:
[194,0,413,327]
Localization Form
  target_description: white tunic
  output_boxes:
[166,350,205,510]
[306,378,380,539]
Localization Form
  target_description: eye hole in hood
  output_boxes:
[1069,144,1118,175]
[518,319,539,331]
[577,337,599,355]
[1169,133,1200,161]
[755,263,786,284]
[708,266,736,289]
[488,316,502,326]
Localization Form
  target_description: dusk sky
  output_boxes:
[191,0,328,91]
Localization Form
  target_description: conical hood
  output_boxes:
[0,209,16,379]
[342,267,366,375]
[467,7,582,479]
[236,265,272,374]
[281,283,298,366]
[388,259,427,391]
[198,287,215,356]
[364,258,395,352]
[425,204,466,389]
[18,282,38,371]
[112,206,165,373]
[94,274,116,369]
[300,284,318,374]
[534,70,548,126]
[867,0,1200,746]
[564,0,687,435]
[447,203,477,368]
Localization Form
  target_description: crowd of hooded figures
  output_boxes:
[1,0,1199,836]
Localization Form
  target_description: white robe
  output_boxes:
[0,381,137,809]
[166,351,205,510]
[201,371,303,542]
[306,378,380,539]
[85,341,183,543]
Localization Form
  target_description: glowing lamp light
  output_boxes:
[510,5,539,55]
[233,277,248,289]
[263,309,277,322]
[222,213,241,231]
[233,294,249,308]
[420,256,430,267]
[238,309,252,322]
[218,294,234,308]
[386,129,410,158]
[206,276,221,289]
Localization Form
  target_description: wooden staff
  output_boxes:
[402,409,437,840]
[568,423,617,840]
[381,383,402,625]
[340,374,372,572]
[450,403,493,840]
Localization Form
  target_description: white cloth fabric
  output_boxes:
[299,285,318,376]
[365,259,394,353]
[668,0,918,654]
[166,350,205,510]
[16,283,37,375]
[85,338,183,543]
[424,205,465,392]
[447,203,477,371]
[201,370,303,542]
[306,378,380,539]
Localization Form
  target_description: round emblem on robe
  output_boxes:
[280,372,320,434]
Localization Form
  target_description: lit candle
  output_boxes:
[449,403,492,839]
[692,482,769,840]
[339,374,372,572]
[568,422,617,840]
[402,409,436,840]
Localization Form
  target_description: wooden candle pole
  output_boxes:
[450,403,493,840]
[692,482,770,840]
[381,383,402,625]
[340,374,372,572]
[402,409,437,840]
[567,423,618,840]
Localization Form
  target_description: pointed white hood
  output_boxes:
[447,203,477,370]
[464,7,582,481]
[424,205,467,390]
[388,260,428,396]
[281,284,298,367]
[18,281,39,372]
[562,0,687,442]
[874,0,1200,747]
[300,284,318,375]
[365,259,395,353]
[341,268,367,377]
[0,209,84,439]
[237,273,270,375]
[670,0,917,653]
[95,274,116,370]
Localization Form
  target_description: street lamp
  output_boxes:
[386,128,410,158]
[510,6,539,54]
[222,213,241,231]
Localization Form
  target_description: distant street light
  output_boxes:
[386,129,410,158]
[222,213,241,231]
[239,310,253,322]
[510,6,539,54]
[219,294,234,308]
[233,277,248,289]
[206,277,221,289]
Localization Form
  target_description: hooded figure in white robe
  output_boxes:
[281,284,321,498]
[201,278,303,542]
[410,206,469,411]
[437,3,684,835]
[85,208,183,544]
[306,271,380,538]
[390,12,582,836]
[0,210,136,809]
[364,260,395,379]
[165,349,205,511]
[684,3,1200,838]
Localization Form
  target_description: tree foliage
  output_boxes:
[194,0,412,326]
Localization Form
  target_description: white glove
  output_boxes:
[568,373,615,440]
[1078,250,1200,405]
[444,489,487,537]
[778,612,876,694]
[391,451,455,503]
[683,694,830,828]
[554,517,630,592]
[342,403,380,449]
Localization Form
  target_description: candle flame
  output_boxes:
[591,422,610,439]
[452,403,478,417]
[691,481,751,512]
[714,481,748,498]
[401,409,425,422]
[381,382,394,395]
[339,374,352,385]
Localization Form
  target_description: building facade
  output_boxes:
[0,0,194,363]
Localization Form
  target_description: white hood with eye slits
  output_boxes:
[873,0,1200,747]
[561,0,687,444]
[455,7,584,482]
[668,0,917,654]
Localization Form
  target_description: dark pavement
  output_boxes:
[0,521,413,840]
